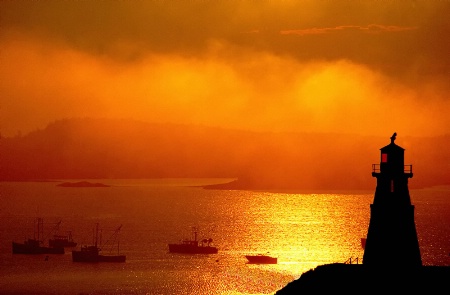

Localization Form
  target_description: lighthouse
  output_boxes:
[362,133,422,267]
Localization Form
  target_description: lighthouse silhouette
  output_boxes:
[275,133,450,294]
[363,133,422,267]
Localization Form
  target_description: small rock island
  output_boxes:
[57,181,110,187]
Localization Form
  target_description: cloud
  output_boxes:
[280,24,418,36]
[0,1,449,138]
[1,31,449,138]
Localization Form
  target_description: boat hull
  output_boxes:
[49,239,77,248]
[245,255,277,264]
[72,249,126,263]
[12,240,65,255]
[168,244,218,254]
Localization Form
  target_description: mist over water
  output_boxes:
[0,180,449,294]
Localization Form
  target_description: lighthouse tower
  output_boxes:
[363,133,422,267]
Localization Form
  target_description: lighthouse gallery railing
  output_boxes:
[372,164,413,174]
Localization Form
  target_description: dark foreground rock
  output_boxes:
[275,263,450,294]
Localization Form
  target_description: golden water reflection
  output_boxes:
[2,181,447,294]
[215,190,372,277]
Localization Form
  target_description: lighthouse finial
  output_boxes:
[390,132,397,143]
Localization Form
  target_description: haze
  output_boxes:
[1,1,449,138]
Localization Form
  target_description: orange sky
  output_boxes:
[1,1,449,138]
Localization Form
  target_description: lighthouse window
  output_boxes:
[381,153,388,163]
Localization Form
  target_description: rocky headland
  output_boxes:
[275,263,450,293]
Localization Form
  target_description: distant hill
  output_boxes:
[1,118,449,190]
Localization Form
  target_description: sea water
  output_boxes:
[0,179,449,294]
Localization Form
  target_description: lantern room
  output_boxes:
[372,132,413,178]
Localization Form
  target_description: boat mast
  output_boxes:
[35,217,44,243]
[115,225,122,254]
[93,223,99,248]
[34,218,38,241]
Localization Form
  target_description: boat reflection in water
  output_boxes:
[245,253,278,264]
[168,227,218,254]
[72,223,125,263]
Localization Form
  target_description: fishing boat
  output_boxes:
[168,227,218,254]
[72,223,126,263]
[49,232,77,248]
[48,221,77,248]
[245,253,277,264]
[12,218,65,255]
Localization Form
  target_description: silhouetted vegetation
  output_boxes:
[1,118,449,190]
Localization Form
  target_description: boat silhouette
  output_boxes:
[48,220,77,248]
[12,218,64,255]
[245,253,277,264]
[168,227,218,254]
[72,223,125,263]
